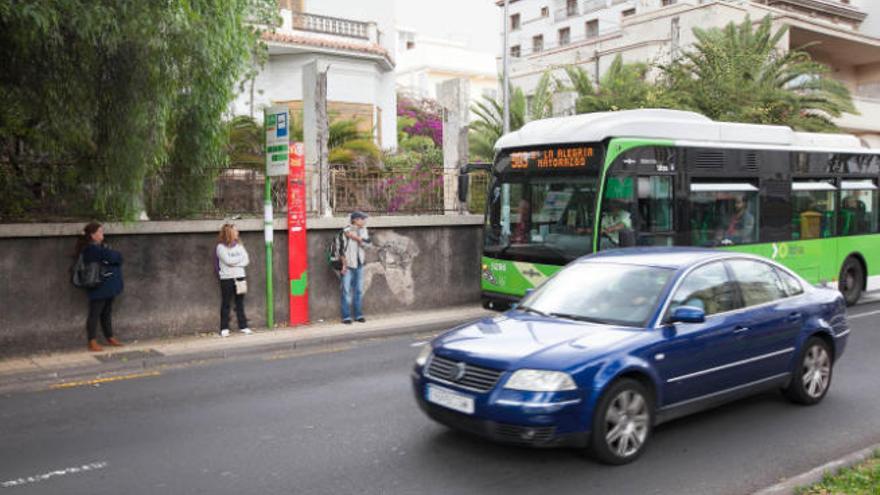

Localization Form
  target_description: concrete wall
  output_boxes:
[0,216,483,356]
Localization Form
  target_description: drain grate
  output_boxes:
[93,349,164,363]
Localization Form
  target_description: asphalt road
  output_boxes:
[2,304,880,495]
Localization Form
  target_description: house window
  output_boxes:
[566,0,578,17]
[558,27,571,46]
[510,13,521,31]
[533,35,544,53]
[622,8,636,17]
[586,19,599,38]
[406,41,415,50]
[662,0,677,6]
[510,45,521,58]
[541,6,549,17]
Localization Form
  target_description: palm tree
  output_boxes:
[468,84,526,161]
[562,55,672,114]
[661,15,856,132]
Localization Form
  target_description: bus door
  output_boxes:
[599,145,677,250]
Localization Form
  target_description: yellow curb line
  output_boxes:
[49,371,162,390]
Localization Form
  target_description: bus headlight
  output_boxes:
[504,369,577,392]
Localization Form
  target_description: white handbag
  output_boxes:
[234,279,248,295]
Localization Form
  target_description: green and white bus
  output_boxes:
[468,109,880,308]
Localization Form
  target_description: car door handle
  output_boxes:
[733,326,750,334]
[787,312,802,322]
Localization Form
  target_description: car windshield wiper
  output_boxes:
[548,312,607,324]
[518,305,549,317]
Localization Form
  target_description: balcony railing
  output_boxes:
[292,13,369,40]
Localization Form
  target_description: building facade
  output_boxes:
[395,31,498,120]
[498,0,880,146]
[231,0,398,150]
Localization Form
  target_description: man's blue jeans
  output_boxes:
[340,265,363,321]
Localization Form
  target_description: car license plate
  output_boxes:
[426,384,475,415]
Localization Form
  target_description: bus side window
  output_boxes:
[637,176,674,246]
[688,183,760,246]
[840,180,878,236]
[791,180,835,240]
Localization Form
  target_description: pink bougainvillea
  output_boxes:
[397,96,443,147]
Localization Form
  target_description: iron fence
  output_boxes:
[1,163,489,222]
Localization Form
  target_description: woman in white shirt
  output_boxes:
[216,224,251,337]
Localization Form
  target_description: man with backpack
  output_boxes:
[335,211,371,324]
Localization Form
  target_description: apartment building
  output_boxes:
[498,0,880,146]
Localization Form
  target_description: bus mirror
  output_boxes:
[458,173,469,203]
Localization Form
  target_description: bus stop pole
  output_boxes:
[264,178,274,330]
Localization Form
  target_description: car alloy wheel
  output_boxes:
[591,378,653,464]
[802,344,831,399]
[785,337,833,405]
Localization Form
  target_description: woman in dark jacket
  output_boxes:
[74,222,124,351]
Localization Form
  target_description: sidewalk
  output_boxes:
[0,305,493,393]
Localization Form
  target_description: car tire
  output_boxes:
[838,257,864,306]
[784,337,833,405]
[590,378,654,465]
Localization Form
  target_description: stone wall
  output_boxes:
[0,216,483,356]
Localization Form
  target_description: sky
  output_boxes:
[307,0,502,55]
[394,0,501,54]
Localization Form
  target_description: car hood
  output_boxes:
[432,311,644,371]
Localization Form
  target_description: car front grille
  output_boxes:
[426,355,504,393]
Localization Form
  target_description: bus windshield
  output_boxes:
[484,176,598,263]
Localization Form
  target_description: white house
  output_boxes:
[395,30,498,120]
[231,0,398,150]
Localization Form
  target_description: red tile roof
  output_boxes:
[262,31,394,67]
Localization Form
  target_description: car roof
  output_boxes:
[576,247,732,270]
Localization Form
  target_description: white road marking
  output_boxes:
[849,309,880,320]
[410,341,428,347]
[1,461,107,488]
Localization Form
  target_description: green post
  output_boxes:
[264,105,289,330]
[265,178,274,329]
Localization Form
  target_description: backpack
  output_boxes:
[71,252,105,289]
[325,229,348,271]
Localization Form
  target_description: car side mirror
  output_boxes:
[668,306,705,324]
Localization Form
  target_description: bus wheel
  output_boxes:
[838,257,864,306]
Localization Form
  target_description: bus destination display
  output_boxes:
[509,146,597,171]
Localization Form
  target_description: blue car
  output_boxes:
[412,248,849,464]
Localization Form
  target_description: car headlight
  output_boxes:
[415,345,432,367]
[504,369,576,392]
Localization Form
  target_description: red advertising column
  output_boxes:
[287,143,309,325]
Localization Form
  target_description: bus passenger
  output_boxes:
[512,199,531,243]
[716,195,754,245]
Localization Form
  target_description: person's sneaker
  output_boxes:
[88,339,103,352]
[342,319,352,325]
[106,337,124,347]
[220,329,230,337]
[240,328,253,335]
[356,317,366,323]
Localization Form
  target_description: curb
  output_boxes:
[0,306,493,393]
[753,442,880,494]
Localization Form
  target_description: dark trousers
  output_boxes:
[220,278,248,330]
[87,298,114,341]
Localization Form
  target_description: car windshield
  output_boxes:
[518,262,674,327]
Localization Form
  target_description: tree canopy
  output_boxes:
[661,15,856,131]
[0,0,276,220]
